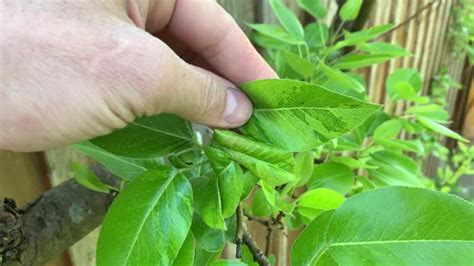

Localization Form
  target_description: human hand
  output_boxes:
[0,0,277,151]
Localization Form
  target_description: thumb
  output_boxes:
[127,34,253,128]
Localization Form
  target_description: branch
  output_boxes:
[236,205,270,266]
[1,165,119,266]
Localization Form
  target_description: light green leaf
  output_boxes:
[353,110,390,143]
[297,0,327,19]
[333,53,403,69]
[205,147,244,217]
[386,68,422,99]
[406,104,449,122]
[292,187,474,266]
[418,116,468,142]
[191,176,226,230]
[211,260,247,266]
[71,162,112,193]
[194,247,222,266]
[91,114,193,158]
[240,79,380,152]
[213,130,296,186]
[304,23,329,48]
[308,162,354,194]
[358,42,411,57]
[282,50,317,78]
[339,0,363,21]
[73,141,165,180]
[377,139,425,155]
[268,0,304,39]
[322,24,394,54]
[373,119,402,140]
[368,150,425,187]
[241,171,258,200]
[320,62,365,93]
[191,214,234,252]
[96,167,193,266]
[247,24,303,45]
[329,156,378,170]
[295,151,314,186]
[241,245,259,266]
[251,189,272,217]
[298,188,345,223]
[172,233,194,266]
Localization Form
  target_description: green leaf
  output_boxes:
[240,79,380,152]
[353,110,390,142]
[386,68,422,99]
[71,162,112,193]
[172,233,195,266]
[268,0,304,39]
[281,50,317,78]
[211,260,247,266]
[329,156,378,170]
[339,0,363,21]
[241,245,259,266]
[191,176,226,230]
[247,24,303,45]
[406,104,449,122]
[297,0,327,19]
[368,150,425,187]
[358,42,411,57]
[213,130,296,186]
[295,151,314,186]
[333,53,403,69]
[96,167,193,266]
[322,24,394,54]
[304,23,329,48]
[91,114,193,158]
[251,189,272,217]
[73,141,165,180]
[194,247,222,266]
[205,147,244,217]
[291,187,474,266]
[298,188,345,223]
[319,62,365,93]
[417,116,468,142]
[241,171,258,200]
[308,162,354,194]
[191,214,229,252]
[373,119,402,140]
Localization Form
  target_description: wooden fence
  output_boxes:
[0,0,471,265]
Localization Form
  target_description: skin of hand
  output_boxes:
[0,0,277,152]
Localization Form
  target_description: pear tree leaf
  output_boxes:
[406,104,449,122]
[241,171,258,200]
[386,68,422,99]
[295,151,315,186]
[268,0,304,39]
[251,189,273,217]
[298,188,345,224]
[213,130,296,186]
[297,0,327,19]
[333,53,404,69]
[91,114,193,158]
[172,233,195,266]
[339,0,363,21]
[96,167,193,266]
[240,79,380,152]
[417,116,468,142]
[282,50,317,78]
[320,62,365,93]
[71,162,113,193]
[247,24,303,45]
[73,141,165,180]
[304,23,329,48]
[292,187,474,266]
[308,162,354,194]
[191,176,226,230]
[358,42,411,57]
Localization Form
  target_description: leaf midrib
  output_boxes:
[132,122,192,141]
[123,172,177,263]
[255,106,377,112]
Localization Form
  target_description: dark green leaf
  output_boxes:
[240,79,380,152]
[295,151,314,186]
[304,23,329,48]
[308,162,354,194]
[297,0,327,19]
[292,187,474,265]
[96,167,193,265]
[268,0,304,39]
[91,114,193,158]
[191,176,226,230]
[213,130,296,186]
[191,214,225,252]
[339,0,363,21]
[241,171,258,200]
[73,141,165,180]
[71,162,112,193]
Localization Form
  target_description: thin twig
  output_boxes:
[379,1,437,39]
[236,204,270,266]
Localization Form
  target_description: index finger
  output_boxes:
[165,0,278,84]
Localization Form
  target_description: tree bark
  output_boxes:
[1,165,118,266]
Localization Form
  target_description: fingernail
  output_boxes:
[223,87,253,126]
